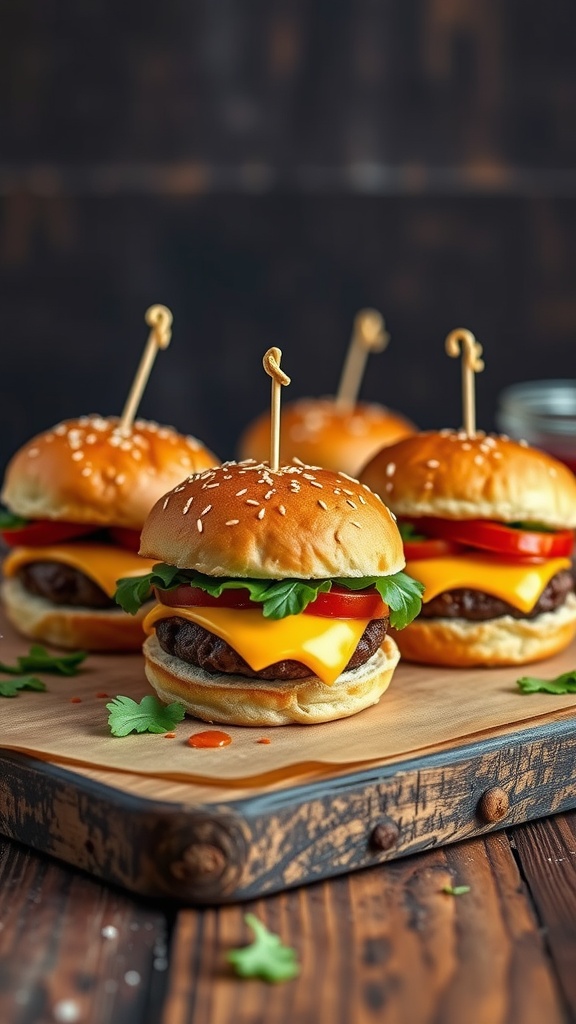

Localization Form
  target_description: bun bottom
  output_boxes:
[2,576,152,652]
[392,593,576,667]
[143,632,401,726]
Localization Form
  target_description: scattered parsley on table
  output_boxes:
[106,695,186,736]
[227,914,300,983]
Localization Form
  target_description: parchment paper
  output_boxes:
[1,612,575,784]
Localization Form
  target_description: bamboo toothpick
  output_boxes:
[335,308,390,411]
[117,304,173,437]
[445,328,485,437]
[263,347,291,472]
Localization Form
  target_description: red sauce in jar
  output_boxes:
[187,730,232,748]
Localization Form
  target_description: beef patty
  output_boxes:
[155,615,389,680]
[419,569,574,621]
[18,562,115,609]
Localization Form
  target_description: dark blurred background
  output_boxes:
[2,0,576,472]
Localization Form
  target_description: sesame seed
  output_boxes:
[173,485,186,492]
[257,508,266,520]
[196,519,203,532]
[264,490,275,499]
[182,496,194,514]
[27,447,40,458]
[462,443,471,451]
[236,489,248,496]
[116,474,126,485]
[163,497,170,510]
[71,450,84,461]
[81,468,92,477]
[426,459,439,469]
[318,500,328,510]
[343,489,355,496]
[358,494,367,504]
[246,499,259,506]
[132,449,142,460]
[225,519,240,526]
[201,505,212,516]
[346,499,357,509]
[278,505,286,515]
[493,452,503,459]
[338,471,358,482]
[334,488,341,495]
[310,481,323,488]
[204,482,220,489]
[385,463,395,477]
[474,455,483,465]
[351,521,362,528]
[303,473,316,480]
[519,438,529,447]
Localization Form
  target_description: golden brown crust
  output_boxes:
[143,632,400,725]
[2,576,153,651]
[391,594,576,667]
[1,416,219,528]
[238,398,415,477]
[359,430,576,528]
[139,460,405,579]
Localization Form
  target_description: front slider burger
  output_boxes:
[1,416,218,650]
[116,460,423,725]
[360,430,576,666]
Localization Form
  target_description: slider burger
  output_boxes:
[359,430,576,666]
[238,398,415,478]
[115,460,423,725]
[1,416,218,650]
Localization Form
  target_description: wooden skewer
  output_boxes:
[263,347,291,472]
[445,328,485,437]
[117,304,173,437]
[335,308,390,411]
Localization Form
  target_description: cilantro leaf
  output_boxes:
[227,914,299,983]
[0,508,28,530]
[0,676,46,697]
[115,565,423,628]
[442,885,471,896]
[106,695,186,736]
[0,644,87,676]
[517,671,576,695]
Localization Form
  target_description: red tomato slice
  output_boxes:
[156,585,257,609]
[0,520,96,548]
[156,583,388,619]
[108,527,142,553]
[414,517,575,559]
[403,538,464,561]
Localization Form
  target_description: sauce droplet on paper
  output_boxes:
[188,730,232,748]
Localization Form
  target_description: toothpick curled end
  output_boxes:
[117,304,174,437]
[445,327,485,437]
[263,347,291,472]
[336,308,390,411]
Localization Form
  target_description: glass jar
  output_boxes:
[496,380,576,473]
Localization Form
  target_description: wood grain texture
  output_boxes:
[512,811,576,1020]
[160,832,566,1024]
[0,836,171,1024]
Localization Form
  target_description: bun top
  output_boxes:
[237,398,415,477]
[140,459,405,579]
[2,415,219,529]
[359,430,576,529]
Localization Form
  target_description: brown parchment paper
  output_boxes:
[1,612,576,785]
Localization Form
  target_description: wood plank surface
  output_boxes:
[512,810,576,1020]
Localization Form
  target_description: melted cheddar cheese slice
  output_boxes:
[142,603,371,686]
[406,553,572,614]
[3,543,158,598]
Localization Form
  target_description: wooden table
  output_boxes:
[1,810,575,1024]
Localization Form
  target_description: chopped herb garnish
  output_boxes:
[517,670,576,695]
[442,885,471,896]
[115,566,424,628]
[0,644,87,677]
[0,676,46,698]
[227,914,300,983]
[106,695,186,736]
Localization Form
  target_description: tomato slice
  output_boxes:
[403,538,464,561]
[156,585,258,610]
[413,517,575,559]
[156,583,388,619]
[108,527,142,553]
[0,520,96,548]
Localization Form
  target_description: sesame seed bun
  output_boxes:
[139,460,405,579]
[359,430,576,528]
[238,398,415,478]
[143,631,400,725]
[1,415,219,528]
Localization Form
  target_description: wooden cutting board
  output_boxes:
[1,614,576,904]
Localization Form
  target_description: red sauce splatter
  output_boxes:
[70,697,82,704]
[188,730,232,748]
[257,738,271,745]
[96,692,109,699]
[164,732,176,739]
